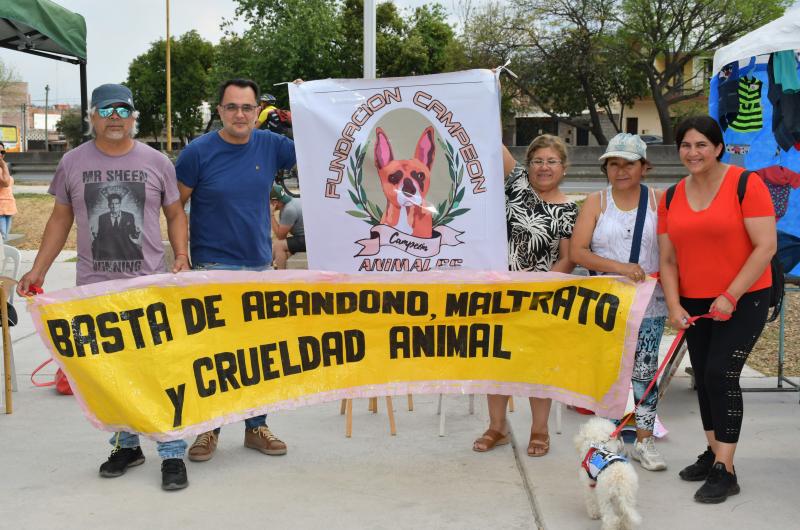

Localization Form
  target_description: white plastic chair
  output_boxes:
[1,244,20,393]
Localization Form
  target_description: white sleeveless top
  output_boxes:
[590,187,667,318]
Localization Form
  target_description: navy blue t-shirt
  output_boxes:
[176,129,296,266]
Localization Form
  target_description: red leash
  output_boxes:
[608,310,728,440]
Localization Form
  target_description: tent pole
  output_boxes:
[80,60,89,143]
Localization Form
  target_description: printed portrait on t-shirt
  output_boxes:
[85,182,146,272]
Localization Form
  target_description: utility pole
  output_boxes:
[165,0,172,152]
[20,103,27,152]
[364,0,376,80]
[44,84,50,152]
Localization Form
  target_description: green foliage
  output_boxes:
[213,0,464,108]
[0,58,19,94]
[459,0,648,144]
[125,30,214,144]
[55,109,83,148]
[618,0,788,141]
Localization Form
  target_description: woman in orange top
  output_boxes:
[0,142,17,240]
[658,116,775,504]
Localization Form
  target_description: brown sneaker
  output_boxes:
[244,425,287,456]
[188,431,218,462]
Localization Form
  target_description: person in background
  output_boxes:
[473,135,577,457]
[0,142,17,240]
[659,115,775,504]
[270,183,305,269]
[570,133,668,471]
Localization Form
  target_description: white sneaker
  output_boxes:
[631,436,667,471]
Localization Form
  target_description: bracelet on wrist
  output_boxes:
[721,291,737,311]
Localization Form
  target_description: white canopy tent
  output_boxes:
[713,10,800,75]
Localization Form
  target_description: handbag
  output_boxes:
[31,359,73,395]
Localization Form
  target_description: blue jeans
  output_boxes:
[0,215,12,239]
[193,261,272,431]
[109,432,186,459]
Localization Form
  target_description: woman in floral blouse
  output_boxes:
[473,134,577,457]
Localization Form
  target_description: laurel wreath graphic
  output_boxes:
[345,138,470,228]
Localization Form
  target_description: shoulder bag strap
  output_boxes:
[629,184,649,264]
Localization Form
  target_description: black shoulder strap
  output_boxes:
[667,170,751,210]
[628,184,649,264]
[737,170,751,204]
[665,184,677,210]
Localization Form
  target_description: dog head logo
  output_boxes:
[374,126,435,238]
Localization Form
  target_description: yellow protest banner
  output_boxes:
[27,270,655,441]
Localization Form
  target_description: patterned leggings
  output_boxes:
[681,289,769,443]
[631,317,666,432]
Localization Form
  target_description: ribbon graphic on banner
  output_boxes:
[355,225,464,257]
[27,270,655,441]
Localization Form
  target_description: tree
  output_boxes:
[212,0,465,107]
[221,0,344,107]
[126,30,214,145]
[0,59,18,94]
[56,109,83,148]
[618,0,788,142]
[460,0,648,144]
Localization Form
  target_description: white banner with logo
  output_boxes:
[289,70,508,272]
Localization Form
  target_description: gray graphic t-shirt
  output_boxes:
[279,198,304,237]
[49,141,179,285]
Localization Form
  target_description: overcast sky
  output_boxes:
[0,0,443,106]
[2,0,797,107]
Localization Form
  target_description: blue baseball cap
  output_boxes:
[599,133,647,161]
[91,84,135,110]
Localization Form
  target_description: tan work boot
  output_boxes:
[188,431,218,462]
[244,425,287,455]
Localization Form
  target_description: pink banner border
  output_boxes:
[26,270,655,441]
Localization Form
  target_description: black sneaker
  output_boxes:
[694,462,740,504]
[679,446,715,481]
[161,458,188,491]
[99,446,145,478]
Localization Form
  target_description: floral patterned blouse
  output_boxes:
[505,165,578,272]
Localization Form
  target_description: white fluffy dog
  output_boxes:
[573,417,641,530]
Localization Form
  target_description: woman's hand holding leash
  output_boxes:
[668,304,691,330]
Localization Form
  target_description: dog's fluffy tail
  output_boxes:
[612,491,642,528]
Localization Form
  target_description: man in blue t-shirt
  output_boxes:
[176,78,296,462]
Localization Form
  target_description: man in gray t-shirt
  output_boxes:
[269,183,305,269]
[17,83,191,492]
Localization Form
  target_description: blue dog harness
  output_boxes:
[582,445,628,483]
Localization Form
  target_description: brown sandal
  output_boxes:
[527,432,550,457]
[473,429,510,452]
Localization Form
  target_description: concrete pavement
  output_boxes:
[1,251,799,529]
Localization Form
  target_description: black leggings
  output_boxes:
[681,288,769,443]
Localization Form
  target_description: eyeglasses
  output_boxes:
[530,159,563,167]
[0,150,5,156]
[98,106,132,119]
[220,103,258,114]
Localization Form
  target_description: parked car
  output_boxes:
[640,134,663,145]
